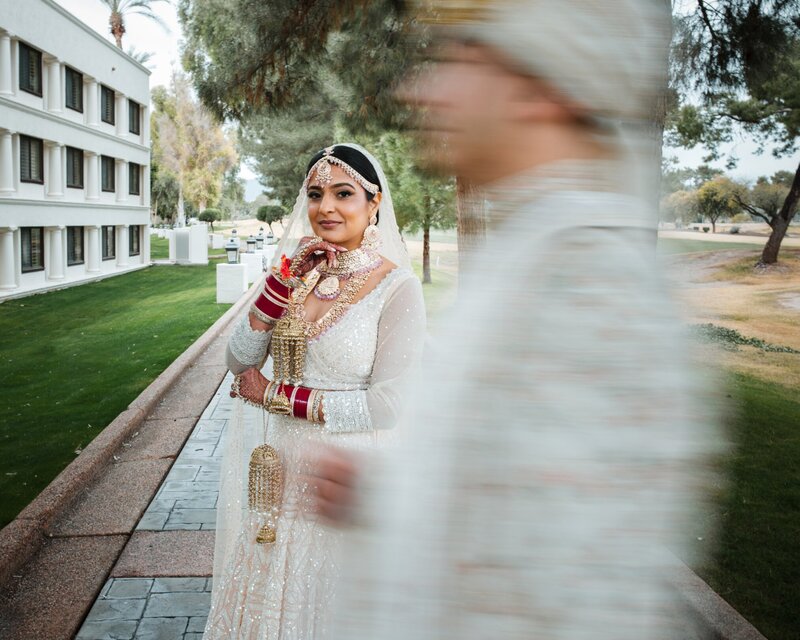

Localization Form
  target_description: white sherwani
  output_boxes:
[331,162,717,640]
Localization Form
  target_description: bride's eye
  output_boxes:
[337,190,353,198]
[307,191,321,200]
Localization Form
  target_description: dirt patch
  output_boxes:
[670,249,800,386]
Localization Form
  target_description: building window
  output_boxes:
[102,225,115,260]
[67,226,84,265]
[101,85,115,125]
[101,155,115,192]
[128,100,141,135]
[21,227,44,272]
[66,147,84,189]
[129,225,140,256]
[65,66,83,112]
[128,163,140,195]
[18,42,42,96]
[20,135,44,184]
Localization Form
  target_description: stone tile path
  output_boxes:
[75,374,234,639]
[136,378,232,532]
[76,578,211,640]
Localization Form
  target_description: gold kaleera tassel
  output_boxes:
[248,444,283,544]
[268,314,308,414]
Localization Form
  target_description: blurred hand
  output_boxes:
[304,446,360,526]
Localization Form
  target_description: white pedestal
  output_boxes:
[216,263,248,303]
[209,233,225,249]
[262,245,277,266]
[172,224,209,265]
[239,251,264,284]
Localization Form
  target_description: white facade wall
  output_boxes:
[0,0,151,300]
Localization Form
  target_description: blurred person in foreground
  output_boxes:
[313,1,721,638]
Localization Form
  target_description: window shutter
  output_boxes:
[20,138,30,180]
[31,140,41,181]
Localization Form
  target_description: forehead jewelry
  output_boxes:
[304,146,380,195]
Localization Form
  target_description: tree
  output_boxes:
[695,177,745,233]
[152,72,238,225]
[98,0,169,48]
[660,189,698,225]
[368,132,456,283]
[150,158,180,224]
[256,205,286,233]
[126,46,155,66]
[736,175,798,225]
[199,208,221,231]
[669,0,800,264]
[217,166,247,221]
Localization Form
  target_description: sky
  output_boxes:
[54,0,800,192]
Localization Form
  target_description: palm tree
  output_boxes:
[97,0,170,49]
[126,46,155,66]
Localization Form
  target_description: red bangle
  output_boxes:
[290,385,313,419]
[278,383,313,420]
[253,275,291,321]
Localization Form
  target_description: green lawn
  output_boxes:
[657,237,764,254]
[150,235,169,260]
[695,374,800,640]
[0,265,230,527]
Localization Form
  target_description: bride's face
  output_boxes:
[306,164,381,251]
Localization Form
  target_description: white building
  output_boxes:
[0,0,151,300]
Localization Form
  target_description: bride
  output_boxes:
[204,143,426,639]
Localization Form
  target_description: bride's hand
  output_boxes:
[230,368,269,405]
[290,236,347,277]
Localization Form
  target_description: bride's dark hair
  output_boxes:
[305,145,383,202]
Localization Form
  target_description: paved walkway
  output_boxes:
[74,374,233,639]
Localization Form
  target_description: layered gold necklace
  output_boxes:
[313,247,382,300]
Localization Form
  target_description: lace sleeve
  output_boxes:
[226,314,273,375]
[323,274,427,433]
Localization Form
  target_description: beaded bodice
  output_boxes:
[274,268,410,393]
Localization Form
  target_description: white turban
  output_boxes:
[425,0,671,123]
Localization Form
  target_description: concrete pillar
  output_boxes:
[116,225,129,267]
[86,78,98,126]
[0,226,18,290]
[0,130,14,193]
[46,57,61,113]
[47,142,64,197]
[115,159,127,202]
[86,151,99,200]
[141,104,150,143]
[115,92,127,137]
[142,164,150,206]
[0,33,12,96]
[47,225,65,280]
[142,224,151,264]
[87,225,100,272]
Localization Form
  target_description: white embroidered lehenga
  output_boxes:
[204,144,425,639]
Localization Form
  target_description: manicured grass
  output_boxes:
[696,374,800,640]
[150,235,169,260]
[0,265,230,527]
[657,237,763,254]
[412,262,458,331]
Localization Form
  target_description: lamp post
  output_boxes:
[225,237,240,264]
[256,227,265,250]
[246,235,257,254]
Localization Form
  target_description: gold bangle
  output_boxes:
[312,391,324,423]
[262,380,274,407]
[306,389,316,423]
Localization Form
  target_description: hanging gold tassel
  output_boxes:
[268,314,307,414]
[248,444,283,544]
